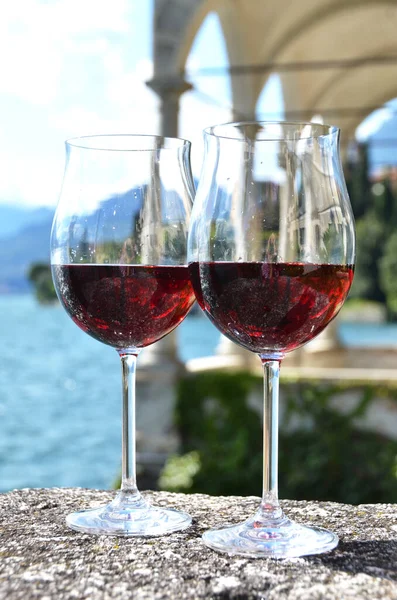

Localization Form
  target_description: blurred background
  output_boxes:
[1,0,397,503]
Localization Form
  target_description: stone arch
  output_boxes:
[173,0,221,74]
[341,86,397,141]
[151,0,397,135]
[255,75,285,120]
[176,1,259,119]
[299,51,397,139]
[303,59,397,141]
[259,2,397,130]
[152,0,203,78]
[261,0,397,69]
[310,47,397,109]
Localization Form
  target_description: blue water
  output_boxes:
[339,322,397,347]
[0,295,396,492]
[0,295,220,492]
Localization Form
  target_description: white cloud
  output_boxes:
[1,51,160,207]
[0,0,134,105]
[0,0,157,207]
[10,85,230,208]
[0,0,131,38]
[0,27,61,104]
[64,38,112,56]
[50,101,160,139]
[50,55,159,138]
[104,57,158,115]
[45,0,131,35]
[0,151,64,207]
[7,80,160,207]
[0,0,241,207]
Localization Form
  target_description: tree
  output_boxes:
[349,212,385,303]
[379,231,397,319]
[345,143,371,220]
[27,263,57,304]
[345,143,397,317]
[372,178,397,236]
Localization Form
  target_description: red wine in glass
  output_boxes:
[51,133,196,536]
[187,121,356,557]
[189,261,354,354]
[53,264,195,349]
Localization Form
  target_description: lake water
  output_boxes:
[0,294,396,493]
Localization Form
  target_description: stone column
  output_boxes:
[139,76,193,371]
[147,76,192,137]
[216,122,260,369]
[131,76,192,471]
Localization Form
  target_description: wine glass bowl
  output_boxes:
[51,134,195,535]
[188,122,355,557]
[190,261,353,357]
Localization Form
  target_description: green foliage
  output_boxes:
[173,371,263,496]
[343,297,384,311]
[159,451,201,491]
[349,212,385,302]
[346,143,371,220]
[28,262,57,303]
[372,180,397,233]
[379,231,397,318]
[281,382,397,504]
[28,263,50,283]
[160,370,397,504]
[345,146,397,313]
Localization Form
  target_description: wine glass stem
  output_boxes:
[119,352,139,494]
[260,359,282,518]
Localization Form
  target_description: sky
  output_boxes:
[0,0,156,208]
[356,101,397,142]
[0,0,287,208]
[181,19,284,177]
[0,0,387,209]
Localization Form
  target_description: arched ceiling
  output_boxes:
[175,0,260,117]
[153,0,397,134]
[270,3,397,136]
[152,0,200,78]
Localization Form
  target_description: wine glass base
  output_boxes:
[66,494,192,536]
[202,515,338,558]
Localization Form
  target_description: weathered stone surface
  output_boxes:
[0,488,396,599]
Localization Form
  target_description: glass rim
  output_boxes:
[204,121,340,141]
[65,133,191,152]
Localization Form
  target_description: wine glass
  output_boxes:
[51,134,196,535]
[188,122,355,557]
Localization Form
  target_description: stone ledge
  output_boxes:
[0,488,396,599]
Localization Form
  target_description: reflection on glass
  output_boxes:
[189,122,355,558]
[51,134,195,536]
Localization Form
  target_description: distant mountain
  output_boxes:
[0,189,143,294]
[0,204,54,238]
[0,210,54,293]
[0,185,195,294]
